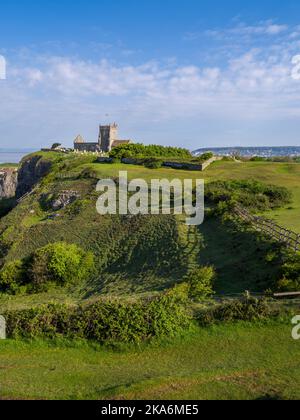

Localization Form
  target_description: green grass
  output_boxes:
[0,163,18,168]
[0,321,299,400]
[2,157,300,303]
[1,154,300,400]
[198,217,281,294]
[77,160,300,232]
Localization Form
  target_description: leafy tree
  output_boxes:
[51,143,62,150]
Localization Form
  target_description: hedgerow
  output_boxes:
[197,297,272,326]
[109,143,192,160]
[4,291,192,343]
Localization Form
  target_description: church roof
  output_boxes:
[74,135,85,144]
[112,140,131,148]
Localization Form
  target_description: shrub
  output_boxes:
[198,297,272,326]
[144,158,163,169]
[0,242,95,294]
[28,242,95,291]
[0,260,26,295]
[277,278,299,292]
[184,266,215,301]
[5,292,192,343]
[206,180,292,212]
[109,143,191,160]
[197,152,214,162]
[276,251,300,292]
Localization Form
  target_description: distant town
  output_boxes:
[193,146,300,158]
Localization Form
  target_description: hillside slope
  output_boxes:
[0,152,298,307]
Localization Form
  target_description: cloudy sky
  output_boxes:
[1,0,300,150]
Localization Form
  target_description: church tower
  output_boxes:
[98,123,118,153]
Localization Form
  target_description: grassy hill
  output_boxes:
[0,152,299,306]
[1,151,300,400]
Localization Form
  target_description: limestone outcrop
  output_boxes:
[16,155,52,198]
[0,168,18,199]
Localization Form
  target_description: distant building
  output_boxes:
[74,124,132,153]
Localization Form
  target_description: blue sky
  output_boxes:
[1,0,300,149]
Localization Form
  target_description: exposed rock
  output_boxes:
[16,155,52,198]
[50,191,81,211]
[47,213,61,220]
[0,168,18,199]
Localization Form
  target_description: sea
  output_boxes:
[0,150,34,164]
[193,146,300,158]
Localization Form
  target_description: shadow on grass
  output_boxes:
[198,216,282,295]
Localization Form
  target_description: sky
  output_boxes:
[1,0,300,150]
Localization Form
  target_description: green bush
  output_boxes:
[277,251,300,292]
[0,242,95,294]
[5,292,192,343]
[0,260,26,295]
[198,297,272,326]
[197,152,214,162]
[184,267,215,301]
[28,242,95,291]
[109,143,191,160]
[206,180,292,212]
[277,278,299,292]
[144,158,163,169]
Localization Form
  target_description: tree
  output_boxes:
[51,143,62,150]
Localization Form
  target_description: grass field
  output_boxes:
[1,154,300,401]
[78,160,300,232]
[0,321,299,400]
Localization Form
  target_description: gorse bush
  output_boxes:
[5,291,192,343]
[206,180,292,212]
[109,143,191,160]
[0,242,95,294]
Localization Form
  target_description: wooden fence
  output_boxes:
[234,205,300,252]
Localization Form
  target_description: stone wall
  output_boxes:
[74,143,99,153]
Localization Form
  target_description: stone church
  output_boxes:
[74,123,131,154]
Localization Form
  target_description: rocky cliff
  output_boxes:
[0,168,18,199]
[16,155,52,198]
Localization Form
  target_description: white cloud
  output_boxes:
[2,22,300,148]
[188,20,289,41]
